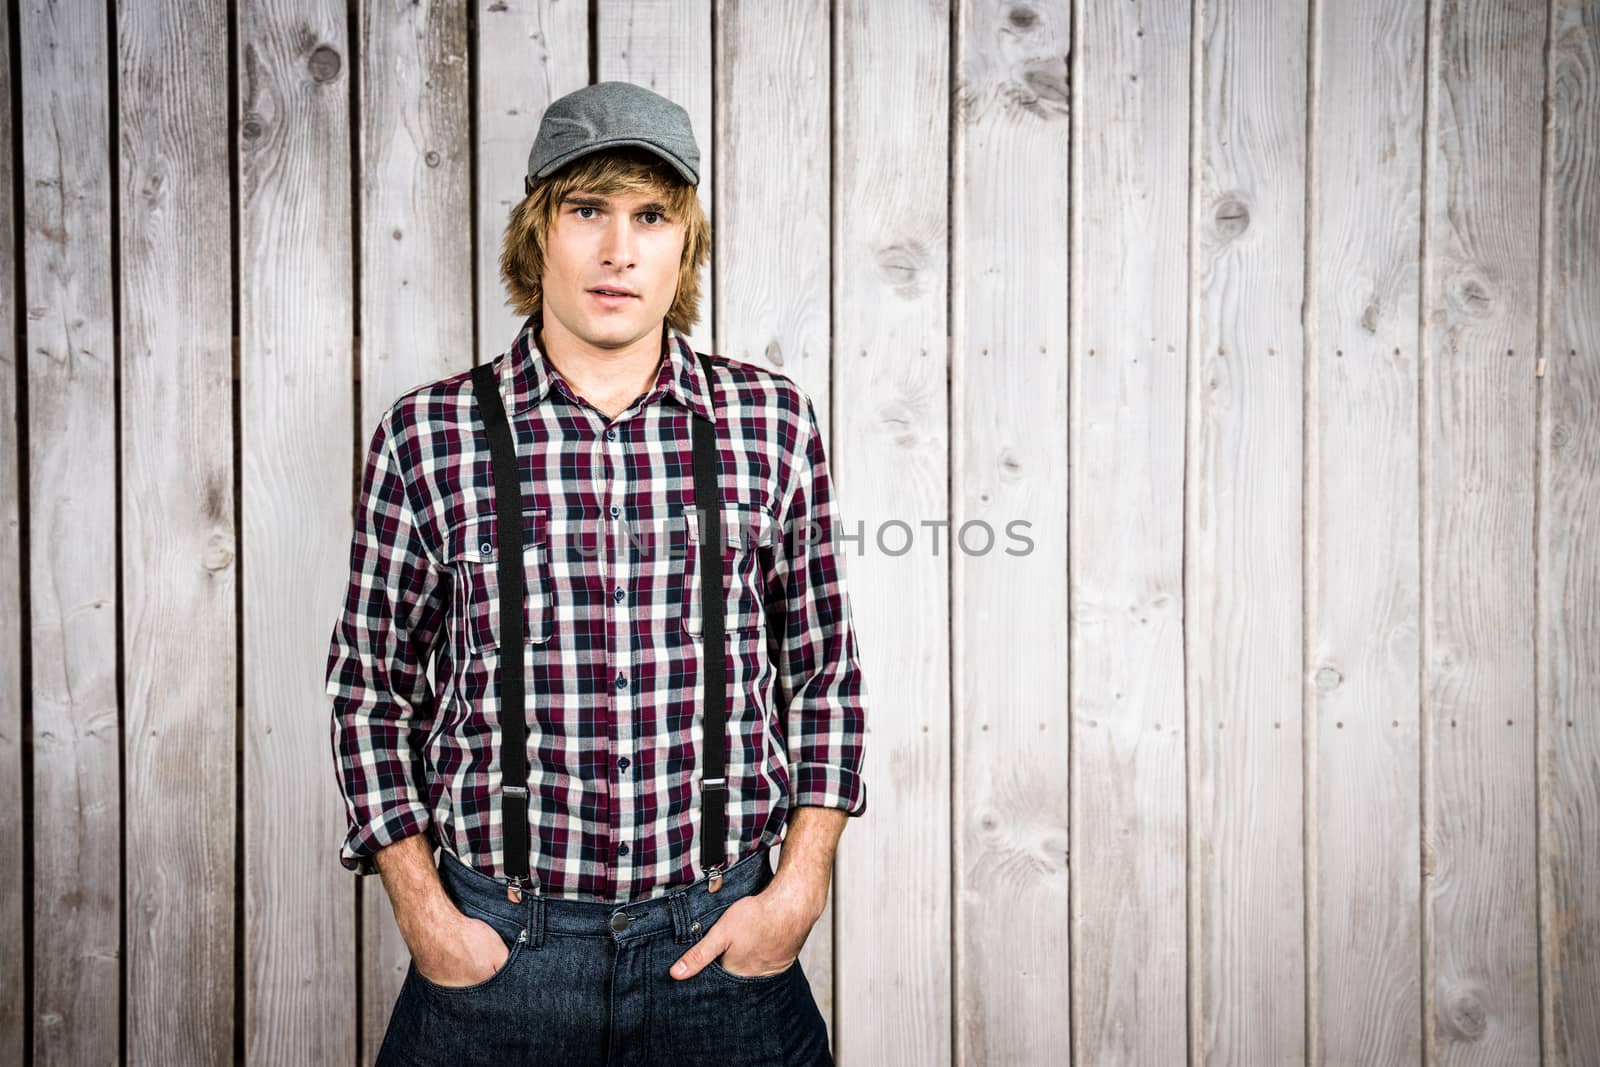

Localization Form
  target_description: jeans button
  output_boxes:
[610,911,630,932]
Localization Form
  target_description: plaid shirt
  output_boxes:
[324,314,868,903]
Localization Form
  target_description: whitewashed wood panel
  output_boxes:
[955,2,1073,1066]
[237,1,353,1062]
[353,0,474,1058]
[1069,0,1189,1063]
[474,0,588,364]
[596,0,714,355]
[1189,0,1309,1062]
[1422,1,1547,1063]
[1307,2,1427,1065]
[833,2,949,1065]
[711,0,837,1035]
[1539,2,1600,1064]
[19,0,121,1063]
[118,1,237,1063]
[0,0,23,1061]
[1,7,1594,1066]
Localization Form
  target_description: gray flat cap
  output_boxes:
[525,81,700,194]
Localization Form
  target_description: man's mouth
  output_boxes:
[590,287,638,299]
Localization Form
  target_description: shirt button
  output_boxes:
[618,756,630,770]
[606,428,617,440]
[609,504,621,517]
[618,843,630,856]
[613,587,625,601]
[480,541,492,554]
[615,673,627,689]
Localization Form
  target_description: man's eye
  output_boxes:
[576,206,598,218]
[641,211,664,224]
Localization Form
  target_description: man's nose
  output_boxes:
[600,217,637,266]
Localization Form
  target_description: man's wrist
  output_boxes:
[374,832,462,947]
[766,805,848,921]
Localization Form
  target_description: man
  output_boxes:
[324,80,868,1067]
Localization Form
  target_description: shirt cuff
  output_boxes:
[340,807,432,876]
[787,762,866,817]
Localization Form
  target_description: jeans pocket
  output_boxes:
[412,907,527,996]
[706,953,798,984]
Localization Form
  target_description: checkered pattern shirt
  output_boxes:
[325,314,868,902]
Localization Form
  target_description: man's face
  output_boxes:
[541,186,687,351]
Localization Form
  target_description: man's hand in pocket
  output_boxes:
[412,914,512,988]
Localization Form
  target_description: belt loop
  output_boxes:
[530,893,546,949]
[670,890,692,944]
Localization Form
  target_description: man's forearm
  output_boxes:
[766,805,848,921]
[373,832,459,950]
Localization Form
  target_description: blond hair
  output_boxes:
[499,146,710,333]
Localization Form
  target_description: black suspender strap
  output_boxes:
[689,351,729,892]
[468,351,731,901]
[469,362,533,903]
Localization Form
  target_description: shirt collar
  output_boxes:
[499,312,714,423]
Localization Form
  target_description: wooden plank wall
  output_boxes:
[2,2,1596,1066]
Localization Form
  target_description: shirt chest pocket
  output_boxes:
[441,509,554,653]
[681,504,778,638]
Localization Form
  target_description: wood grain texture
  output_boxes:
[236,1,352,1062]
[118,0,237,1063]
[1306,1,1426,1065]
[833,2,949,1065]
[474,0,588,363]
[0,7,1592,1064]
[1421,1,1547,1063]
[955,2,1073,1065]
[1539,2,1600,1063]
[1188,0,1309,1062]
[711,0,838,1035]
[0,0,22,1061]
[1069,0,1189,1062]
[19,0,122,1062]
[596,0,714,354]
[355,0,473,1057]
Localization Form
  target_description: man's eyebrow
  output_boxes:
[562,193,671,213]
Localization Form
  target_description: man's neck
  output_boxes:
[538,321,665,420]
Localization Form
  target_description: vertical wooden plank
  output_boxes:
[118,0,236,1063]
[0,1,24,1061]
[833,1,948,1064]
[1539,2,1600,1063]
[1188,0,1308,1062]
[595,0,714,355]
[1306,2,1427,1065]
[355,1,472,1055]
[236,2,351,1062]
[711,0,837,1033]
[18,0,121,1062]
[474,0,588,363]
[1068,0,1189,1063]
[955,1,1073,1065]
[1420,1,1546,1063]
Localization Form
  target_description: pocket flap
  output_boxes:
[443,509,549,561]
[684,505,776,549]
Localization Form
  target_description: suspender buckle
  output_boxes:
[504,786,528,798]
[706,865,724,894]
[507,875,525,904]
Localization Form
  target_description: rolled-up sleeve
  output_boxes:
[325,411,450,875]
[768,392,867,818]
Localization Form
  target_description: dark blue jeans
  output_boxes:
[375,844,835,1066]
